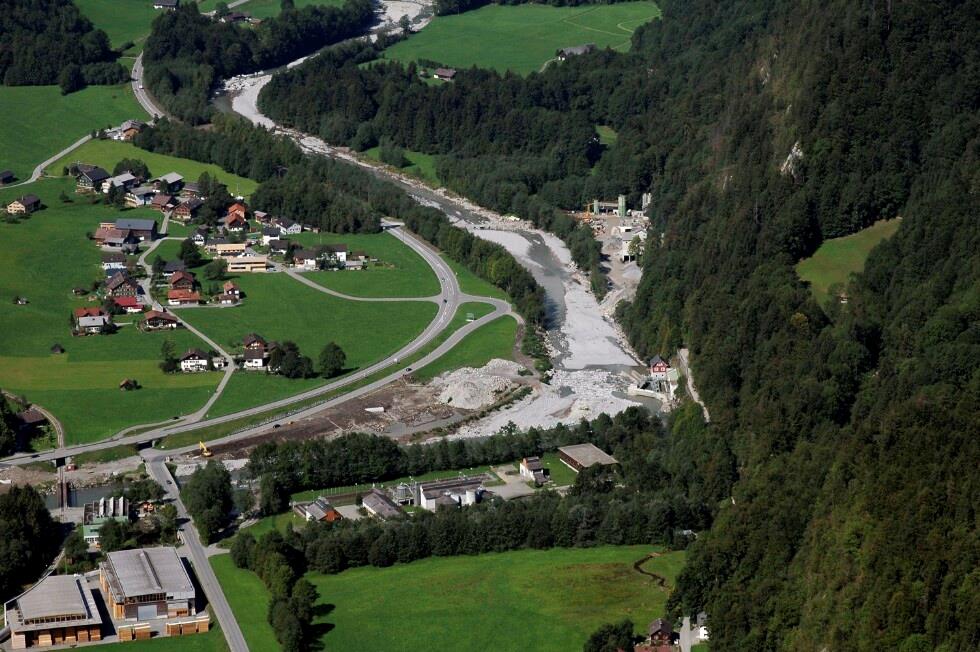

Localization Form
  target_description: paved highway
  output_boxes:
[144,456,248,652]
[131,53,168,119]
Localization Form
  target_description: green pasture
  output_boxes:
[382,2,661,75]
[0,85,145,182]
[75,0,160,51]
[441,255,509,300]
[796,218,902,305]
[211,554,279,652]
[361,146,440,185]
[290,231,440,298]
[539,451,578,487]
[197,0,345,18]
[414,315,518,380]
[46,140,259,198]
[203,372,326,419]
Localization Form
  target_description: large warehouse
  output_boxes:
[4,574,103,649]
[557,443,619,473]
[100,547,196,620]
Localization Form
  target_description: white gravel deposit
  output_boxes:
[431,360,522,410]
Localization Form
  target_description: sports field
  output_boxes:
[414,314,517,380]
[796,218,902,305]
[75,0,160,51]
[0,179,220,444]
[382,2,661,74]
[212,545,684,652]
[289,231,440,298]
[0,85,145,182]
[47,140,259,198]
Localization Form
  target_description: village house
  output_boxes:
[243,349,266,370]
[519,456,548,486]
[115,120,145,141]
[557,43,596,61]
[649,355,671,381]
[253,210,270,224]
[216,293,238,305]
[557,443,618,473]
[73,307,111,335]
[153,172,184,192]
[433,67,457,82]
[116,218,158,241]
[6,194,41,215]
[220,10,250,23]
[162,260,186,277]
[173,198,203,222]
[168,270,196,291]
[273,216,302,235]
[209,242,247,258]
[105,271,139,298]
[294,496,343,523]
[260,226,280,244]
[143,310,181,330]
[113,296,143,314]
[226,255,267,273]
[243,333,266,351]
[227,202,247,220]
[222,281,242,298]
[95,227,139,253]
[179,349,209,372]
[0,170,15,185]
[362,488,405,520]
[323,243,349,264]
[268,239,290,255]
[150,193,174,213]
[101,252,127,270]
[76,166,109,192]
[292,249,320,270]
[101,172,138,194]
[223,213,247,232]
[634,619,677,651]
[181,182,201,198]
[126,186,156,207]
[167,289,201,306]
[191,227,209,246]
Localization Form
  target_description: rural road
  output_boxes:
[144,456,248,652]
[677,348,709,422]
[131,53,168,119]
[1,224,516,466]
[8,135,92,187]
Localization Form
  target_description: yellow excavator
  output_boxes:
[199,441,213,457]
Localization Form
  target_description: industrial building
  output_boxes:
[4,574,102,649]
[82,495,131,547]
[100,547,196,620]
[417,475,491,511]
[557,443,618,473]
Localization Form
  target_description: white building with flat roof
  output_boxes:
[100,547,196,621]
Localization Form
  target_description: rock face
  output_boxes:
[431,360,523,410]
[780,140,804,180]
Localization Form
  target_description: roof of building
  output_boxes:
[433,494,458,507]
[102,252,127,263]
[227,255,267,264]
[303,497,339,521]
[78,315,110,328]
[5,575,102,633]
[74,307,106,318]
[294,248,319,261]
[559,43,596,57]
[649,355,669,368]
[181,348,207,361]
[268,239,290,250]
[322,244,348,254]
[163,260,186,273]
[12,193,40,206]
[106,271,137,290]
[169,270,196,286]
[109,172,137,186]
[102,547,194,601]
[114,296,140,308]
[129,185,156,197]
[244,349,266,360]
[116,218,156,232]
[243,333,265,347]
[522,456,543,471]
[80,167,110,183]
[434,67,457,78]
[17,408,47,426]
[558,443,618,467]
[168,289,201,301]
[156,172,183,185]
[648,618,673,636]
[177,197,204,211]
[223,281,240,291]
[362,488,404,519]
[145,310,179,322]
[151,193,173,207]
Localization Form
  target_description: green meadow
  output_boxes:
[197,0,346,19]
[289,231,440,298]
[0,85,145,182]
[213,546,684,652]
[796,218,902,305]
[441,255,509,300]
[0,179,219,444]
[75,0,160,51]
[414,314,518,380]
[46,140,259,198]
[115,627,228,651]
[361,146,440,185]
[382,2,661,74]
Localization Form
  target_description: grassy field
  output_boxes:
[113,628,228,651]
[218,546,682,652]
[203,372,326,419]
[414,315,517,380]
[75,0,159,51]
[289,231,440,298]
[596,125,619,146]
[211,554,279,652]
[796,218,902,304]
[539,451,578,487]
[0,85,145,182]
[382,2,661,75]
[362,146,440,185]
[46,140,258,198]
[0,179,221,444]
[441,255,509,300]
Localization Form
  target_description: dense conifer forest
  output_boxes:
[0,0,127,89]
[258,1,979,649]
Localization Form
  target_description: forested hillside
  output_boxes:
[0,0,127,89]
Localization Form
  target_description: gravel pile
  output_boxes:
[431,360,523,410]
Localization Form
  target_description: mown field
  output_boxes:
[414,314,518,380]
[213,546,684,652]
[441,255,509,300]
[0,85,145,182]
[290,231,440,298]
[46,140,259,198]
[382,2,661,74]
[75,0,159,52]
[796,218,902,305]
[0,179,219,444]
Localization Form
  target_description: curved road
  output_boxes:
[131,53,168,119]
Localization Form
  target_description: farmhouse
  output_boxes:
[174,198,203,221]
[223,281,242,297]
[223,213,247,232]
[152,0,179,10]
[101,252,127,270]
[217,293,238,305]
[191,227,209,246]
[322,243,348,263]
[362,488,404,520]
[151,193,174,212]
[126,186,156,207]
[73,308,111,335]
[102,172,138,194]
[268,239,290,255]
[557,43,596,60]
[294,496,343,523]
[93,226,136,250]
[113,296,143,313]
[273,216,302,235]
[253,210,270,224]
[6,194,41,214]
[168,289,201,306]
[143,310,180,330]
[293,249,320,270]
[519,456,548,485]
[180,349,209,372]
[76,167,109,192]
[557,443,618,473]
[433,67,457,81]
[4,574,103,649]
[226,255,268,273]
[0,170,14,184]
[162,260,186,277]
[100,547,196,620]
[181,182,201,198]
[114,120,146,141]
[168,270,196,291]
[210,242,247,258]
[243,349,267,370]
[116,218,158,241]
[105,271,139,298]
[153,172,184,191]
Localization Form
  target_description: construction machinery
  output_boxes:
[198,441,213,457]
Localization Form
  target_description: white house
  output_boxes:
[322,244,348,264]
[293,249,319,271]
[243,349,266,370]
[519,457,547,485]
[179,349,209,373]
[273,217,302,235]
[102,172,137,194]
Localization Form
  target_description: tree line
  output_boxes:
[134,117,548,326]
[0,0,128,91]
[142,0,374,123]
[0,486,59,603]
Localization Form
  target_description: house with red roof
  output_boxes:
[113,296,143,313]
